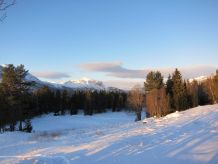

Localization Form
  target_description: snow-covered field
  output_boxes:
[0,105,218,164]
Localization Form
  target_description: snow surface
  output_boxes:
[0,105,218,164]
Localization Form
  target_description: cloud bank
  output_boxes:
[78,62,217,79]
[32,72,70,79]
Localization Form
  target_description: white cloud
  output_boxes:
[78,62,217,79]
[104,80,144,90]
[32,71,70,79]
[77,61,146,79]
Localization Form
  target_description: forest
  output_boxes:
[0,64,218,133]
[0,64,127,132]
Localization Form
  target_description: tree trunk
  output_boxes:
[135,111,141,121]
[10,124,15,131]
[19,121,22,131]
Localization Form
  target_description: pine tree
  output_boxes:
[1,64,32,131]
[112,92,118,112]
[84,91,93,115]
[61,90,69,115]
[188,80,199,107]
[0,85,9,132]
[166,75,174,111]
[198,83,211,105]
[172,69,182,111]
[172,69,189,111]
[182,80,190,110]
[213,70,218,102]
[35,86,55,114]
[144,71,164,92]
[54,90,61,115]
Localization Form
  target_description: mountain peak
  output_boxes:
[64,77,105,90]
[189,76,208,83]
[0,65,121,91]
[71,77,95,84]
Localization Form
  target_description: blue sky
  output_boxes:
[0,0,218,88]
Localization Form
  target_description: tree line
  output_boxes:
[0,64,127,132]
[128,68,218,120]
[1,64,218,132]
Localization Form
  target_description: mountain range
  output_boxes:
[0,65,122,92]
[0,65,210,91]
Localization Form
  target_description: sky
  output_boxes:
[0,0,218,89]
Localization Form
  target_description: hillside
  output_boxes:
[0,105,217,164]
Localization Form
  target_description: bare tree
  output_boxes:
[206,73,218,104]
[146,87,169,117]
[128,85,144,121]
[0,0,16,21]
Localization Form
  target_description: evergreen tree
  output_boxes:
[213,70,218,102]
[198,83,211,105]
[35,86,55,114]
[54,90,61,115]
[61,90,69,115]
[182,80,190,110]
[172,69,182,111]
[166,75,174,111]
[172,69,188,111]
[188,80,199,107]
[0,85,9,132]
[84,91,93,115]
[112,92,118,112]
[1,64,32,131]
[144,71,164,92]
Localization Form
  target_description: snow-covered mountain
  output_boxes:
[188,75,208,83]
[0,65,122,92]
[63,77,106,90]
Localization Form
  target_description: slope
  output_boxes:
[0,105,217,164]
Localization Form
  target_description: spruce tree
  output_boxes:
[1,64,32,131]
[213,70,218,102]
[166,75,174,111]
[172,69,188,111]
[144,71,164,92]
[0,85,9,131]
[69,93,78,115]
[84,91,93,115]
[188,80,199,107]
[61,90,69,115]
[54,90,61,115]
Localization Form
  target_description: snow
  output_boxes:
[188,76,208,83]
[164,111,180,119]
[0,105,218,164]
[63,78,106,90]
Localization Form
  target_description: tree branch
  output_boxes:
[0,0,16,21]
[0,0,16,11]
